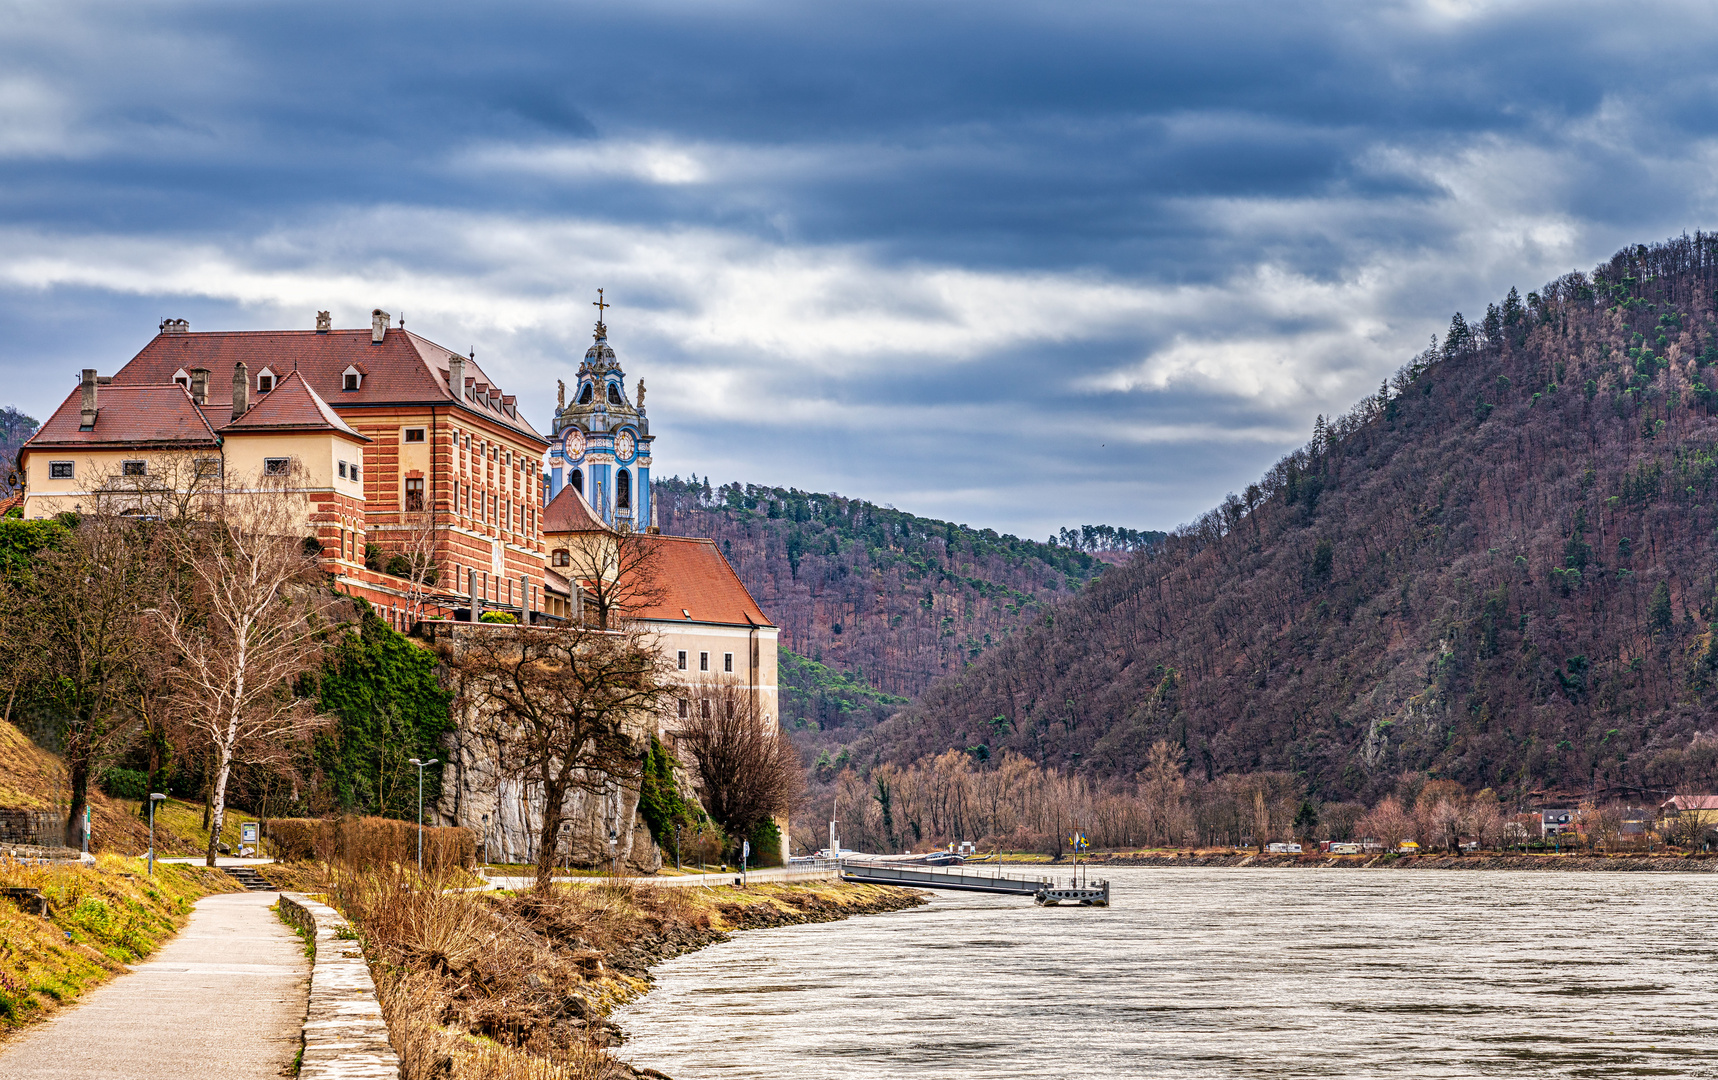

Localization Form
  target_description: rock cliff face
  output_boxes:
[428,632,666,872]
[435,725,662,872]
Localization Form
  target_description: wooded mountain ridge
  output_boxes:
[861,234,1718,804]
[652,478,1162,750]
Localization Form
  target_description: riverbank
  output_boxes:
[330,866,926,1079]
[1011,850,1718,871]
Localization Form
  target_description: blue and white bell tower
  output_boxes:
[545,291,654,530]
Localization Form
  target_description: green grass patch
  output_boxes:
[0,855,238,1030]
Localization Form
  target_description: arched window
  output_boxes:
[616,469,631,510]
[607,383,624,405]
[578,383,593,404]
[570,468,583,495]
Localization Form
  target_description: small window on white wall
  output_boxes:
[257,368,276,393]
[404,428,426,443]
[724,652,734,673]
[677,650,688,671]
[49,461,73,479]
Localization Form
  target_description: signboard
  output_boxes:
[241,822,259,845]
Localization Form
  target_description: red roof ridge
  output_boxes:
[542,484,611,535]
[219,370,369,440]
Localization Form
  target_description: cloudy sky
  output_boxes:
[3,1,1716,538]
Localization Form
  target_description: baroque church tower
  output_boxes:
[545,291,654,529]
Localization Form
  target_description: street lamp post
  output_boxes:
[673,823,682,871]
[147,793,166,875]
[407,758,438,871]
[608,829,619,879]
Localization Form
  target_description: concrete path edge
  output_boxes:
[278,893,401,1080]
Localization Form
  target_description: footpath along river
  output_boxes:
[616,867,1718,1078]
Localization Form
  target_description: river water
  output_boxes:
[615,868,1718,1078]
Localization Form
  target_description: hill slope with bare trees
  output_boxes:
[654,479,1160,749]
[865,234,1718,805]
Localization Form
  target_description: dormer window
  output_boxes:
[342,366,363,391]
[172,368,190,389]
[257,368,276,393]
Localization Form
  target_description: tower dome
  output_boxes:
[545,290,654,530]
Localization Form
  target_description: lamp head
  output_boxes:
[149,793,167,801]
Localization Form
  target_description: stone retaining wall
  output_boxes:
[279,893,401,1080]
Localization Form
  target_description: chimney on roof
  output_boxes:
[188,368,209,405]
[80,369,98,428]
[316,311,331,333]
[371,309,391,344]
[232,362,249,421]
[447,354,465,401]
[159,318,189,334]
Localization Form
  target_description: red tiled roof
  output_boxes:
[112,327,544,444]
[24,384,218,451]
[542,485,610,535]
[0,492,22,516]
[219,370,368,441]
[631,534,773,627]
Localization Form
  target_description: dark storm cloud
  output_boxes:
[5,1,1718,536]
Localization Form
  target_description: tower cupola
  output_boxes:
[545,289,654,529]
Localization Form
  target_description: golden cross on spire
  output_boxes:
[593,288,609,322]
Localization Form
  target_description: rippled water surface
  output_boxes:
[615,869,1718,1078]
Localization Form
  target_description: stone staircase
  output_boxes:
[223,866,273,892]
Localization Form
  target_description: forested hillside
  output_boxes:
[654,479,1161,746]
[867,235,1718,804]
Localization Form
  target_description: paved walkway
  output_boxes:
[0,891,308,1080]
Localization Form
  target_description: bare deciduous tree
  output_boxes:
[561,525,665,630]
[672,678,803,844]
[376,509,441,626]
[151,469,338,866]
[445,622,670,890]
[7,513,161,849]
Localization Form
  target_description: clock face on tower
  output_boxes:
[616,430,636,460]
[565,428,587,457]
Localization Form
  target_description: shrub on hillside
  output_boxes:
[98,767,147,801]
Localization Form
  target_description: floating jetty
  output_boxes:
[840,860,1109,906]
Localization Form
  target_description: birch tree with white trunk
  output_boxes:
[152,468,337,865]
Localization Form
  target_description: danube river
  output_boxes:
[616,868,1718,1078]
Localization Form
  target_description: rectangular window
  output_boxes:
[699,651,709,672]
[257,374,274,393]
[404,428,426,443]
[677,650,687,671]
[343,372,359,391]
[194,457,222,478]
[723,652,734,673]
[338,461,347,479]
[48,461,73,479]
[404,477,425,512]
[700,700,711,719]
[678,699,689,719]
[122,460,146,476]
[263,457,291,476]
[352,462,361,482]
